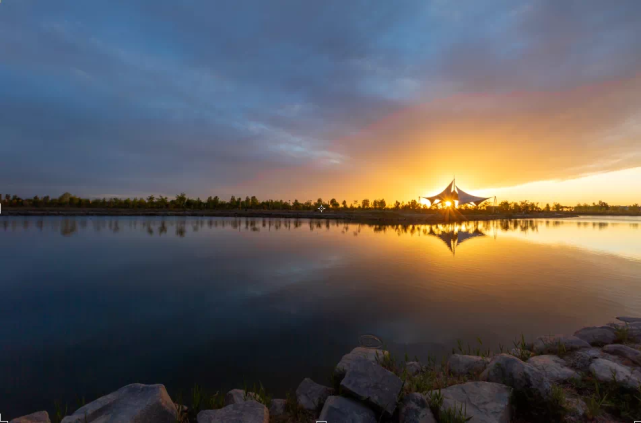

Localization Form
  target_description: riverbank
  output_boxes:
[10,317,641,423]
[1,207,581,224]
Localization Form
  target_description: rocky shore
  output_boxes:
[11,317,641,423]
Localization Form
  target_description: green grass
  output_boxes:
[52,401,68,423]
[438,403,472,423]
[614,324,630,343]
[281,391,314,423]
[452,338,492,358]
[207,391,225,410]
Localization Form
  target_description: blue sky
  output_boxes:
[1,0,640,202]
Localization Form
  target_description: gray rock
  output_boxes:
[480,354,551,398]
[527,355,578,382]
[532,335,590,354]
[603,344,641,365]
[565,347,603,372]
[589,358,641,389]
[399,393,437,423]
[61,383,175,423]
[574,326,617,346]
[435,382,512,423]
[197,401,268,423]
[318,396,377,423]
[295,378,333,411]
[268,399,286,417]
[405,361,423,377]
[340,357,403,416]
[566,397,587,419]
[448,354,490,376]
[336,347,389,373]
[225,389,259,406]
[10,411,50,423]
[616,316,641,323]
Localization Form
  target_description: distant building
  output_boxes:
[421,179,492,208]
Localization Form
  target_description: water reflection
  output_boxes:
[3,216,638,260]
[1,215,640,416]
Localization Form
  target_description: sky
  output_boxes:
[1,0,640,205]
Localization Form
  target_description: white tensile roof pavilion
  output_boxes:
[421,179,492,207]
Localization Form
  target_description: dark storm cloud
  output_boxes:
[0,0,640,198]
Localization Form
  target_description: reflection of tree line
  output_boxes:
[1,217,638,238]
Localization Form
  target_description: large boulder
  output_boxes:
[225,389,259,405]
[589,358,641,390]
[532,335,590,354]
[340,357,403,416]
[197,401,268,423]
[574,326,617,346]
[434,382,512,423]
[61,383,176,423]
[318,396,376,423]
[616,316,641,323]
[10,411,50,423]
[295,378,333,411]
[448,354,490,376]
[480,354,551,398]
[268,399,286,417]
[603,344,641,365]
[527,355,578,382]
[336,347,389,373]
[399,393,437,423]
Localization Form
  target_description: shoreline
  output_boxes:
[10,317,641,423]
[0,208,589,225]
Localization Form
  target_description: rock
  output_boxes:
[448,354,490,376]
[225,389,259,405]
[480,354,551,398]
[566,397,587,419]
[616,316,641,323]
[61,383,175,423]
[574,326,616,346]
[295,378,333,411]
[589,358,641,389]
[336,347,389,373]
[532,335,590,354]
[434,382,512,423]
[527,355,578,382]
[399,392,437,423]
[603,344,641,365]
[405,361,423,376]
[340,357,403,416]
[565,347,603,372]
[197,401,268,423]
[10,411,50,423]
[268,399,286,417]
[318,396,377,422]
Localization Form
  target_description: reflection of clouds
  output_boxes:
[3,217,639,261]
[499,217,641,261]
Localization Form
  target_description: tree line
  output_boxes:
[0,192,638,213]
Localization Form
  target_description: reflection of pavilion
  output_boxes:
[428,223,486,254]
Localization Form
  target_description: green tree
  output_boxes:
[175,193,187,208]
[59,192,72,205]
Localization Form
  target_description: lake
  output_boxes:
[1,216,640,416]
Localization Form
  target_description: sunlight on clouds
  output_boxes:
[476,167,641,205]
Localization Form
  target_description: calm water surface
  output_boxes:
[1,216,640,416]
